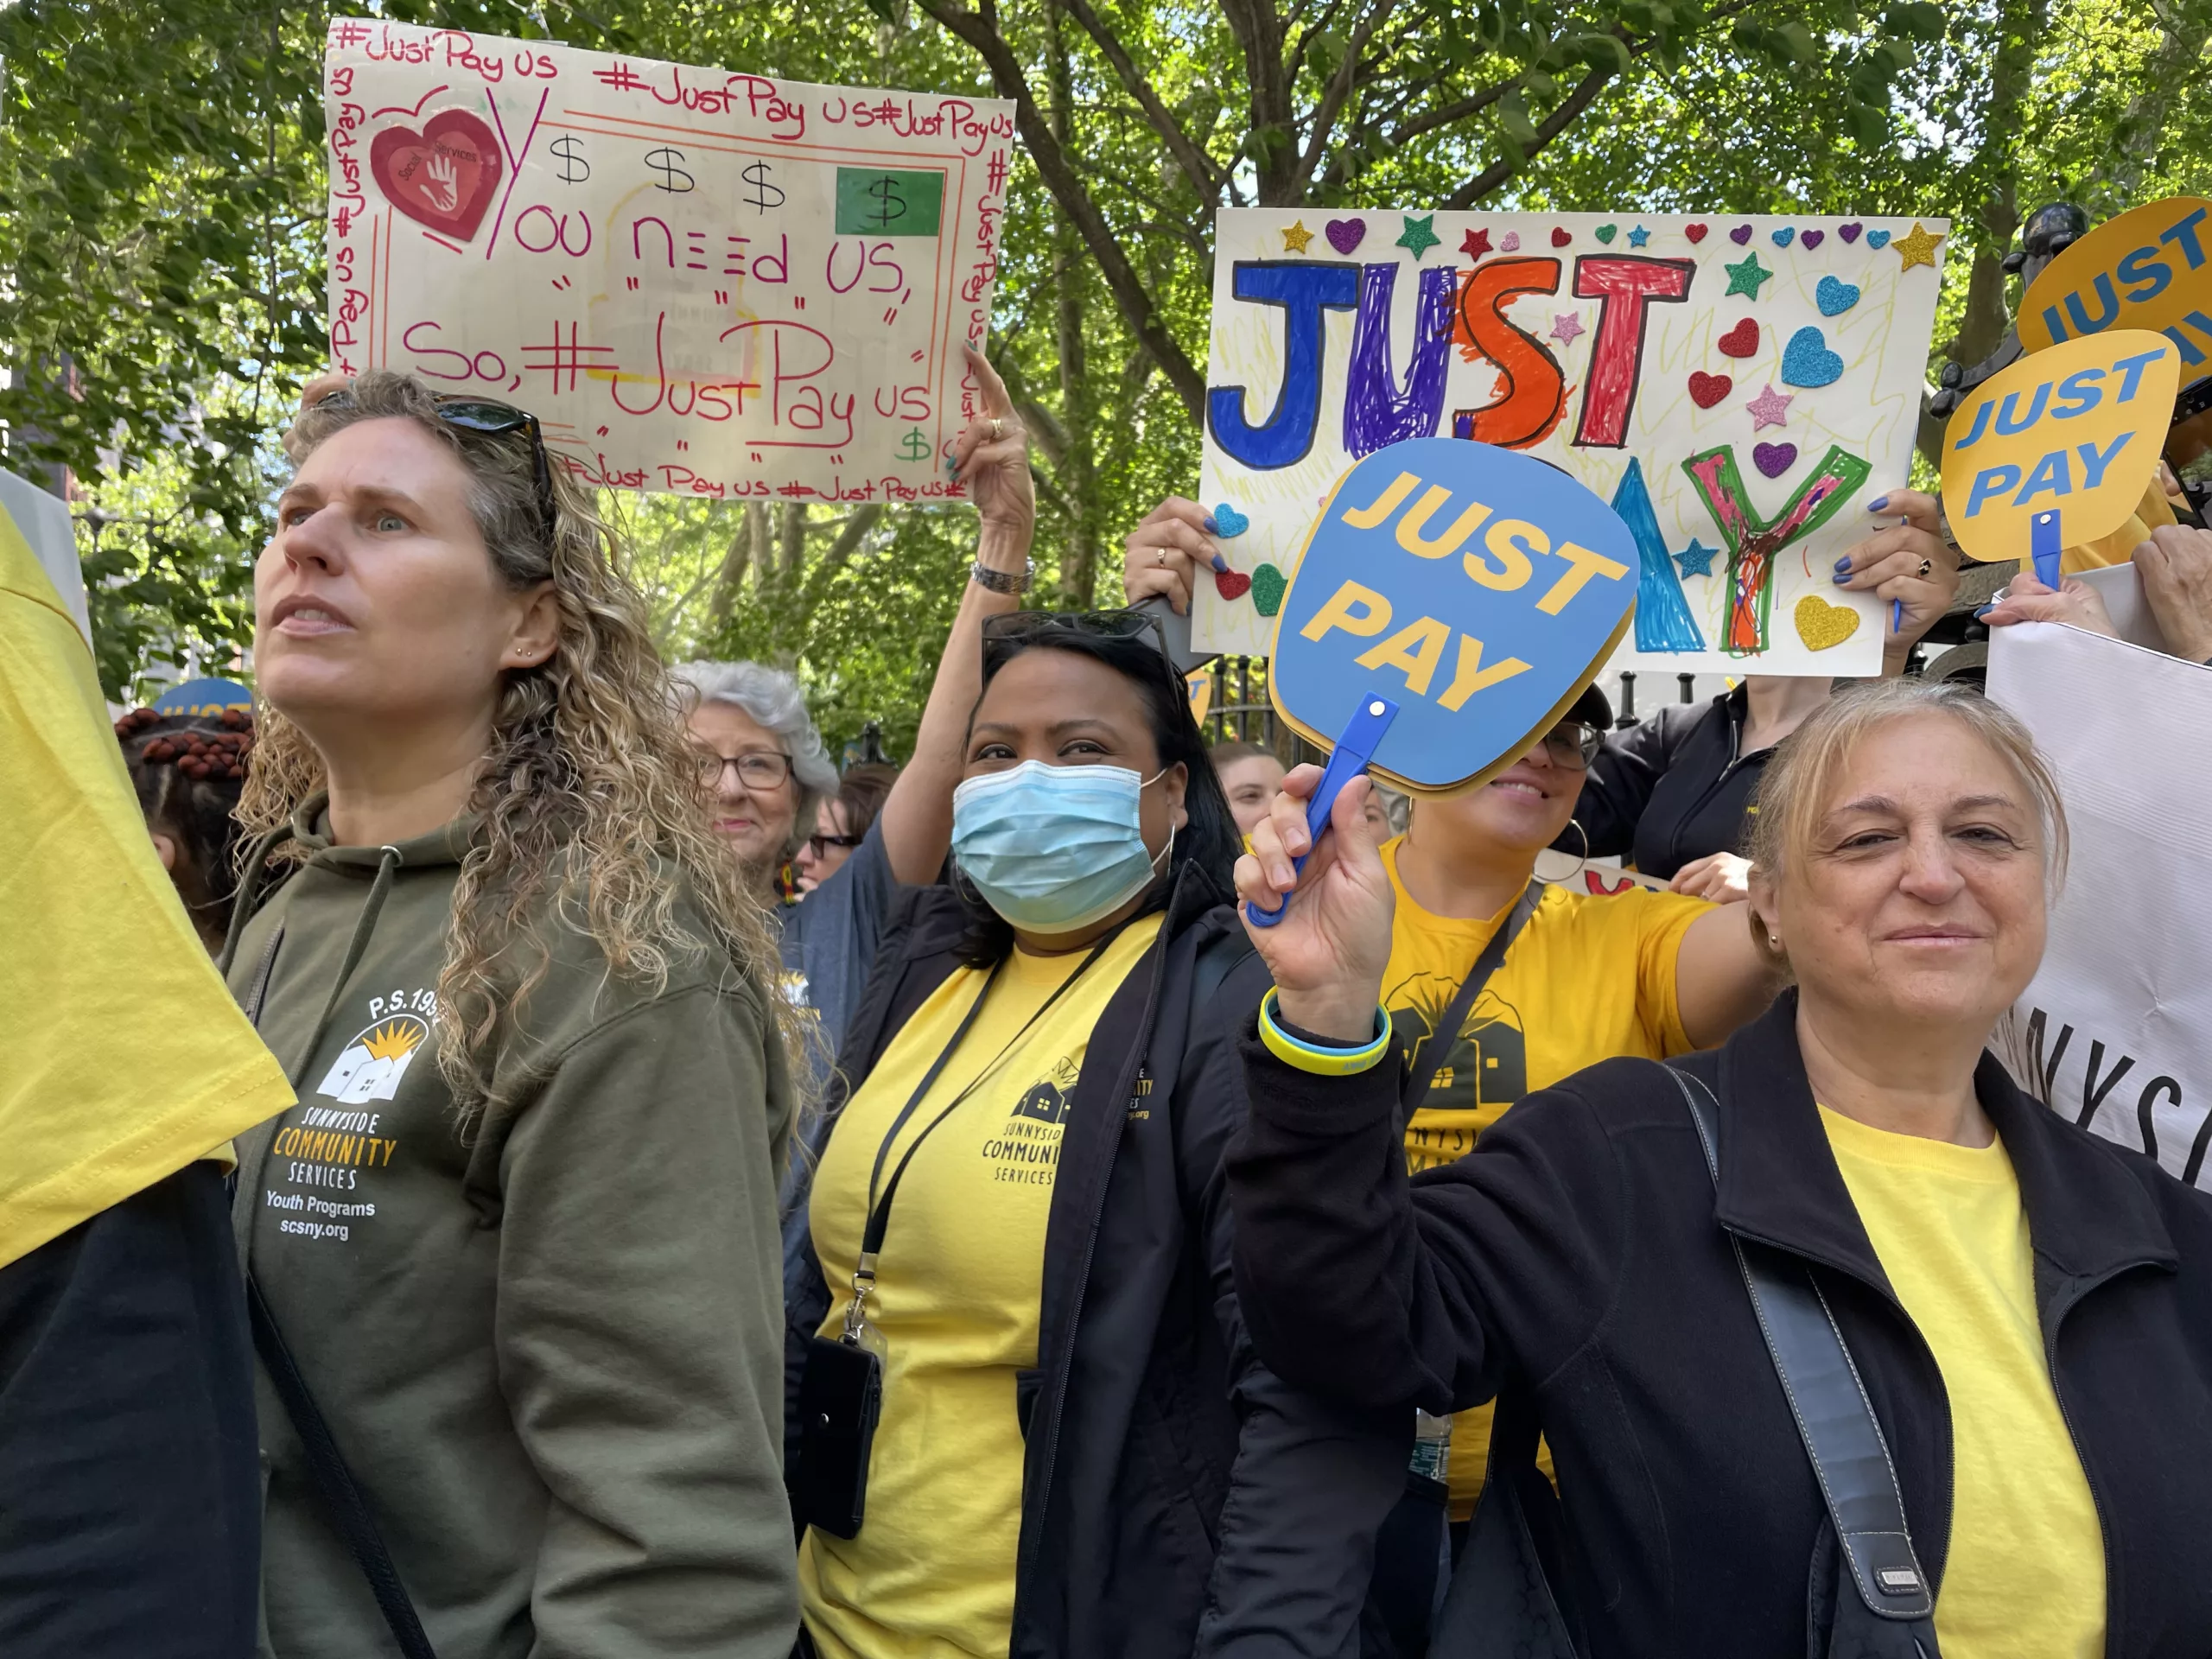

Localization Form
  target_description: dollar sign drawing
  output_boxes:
[740,161,785,214]
[897,428,931,461]
[644,147,696,194]
[550,136,590,184]
[864,175,907,230]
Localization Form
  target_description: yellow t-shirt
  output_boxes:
[1821,1107,2106,1659]
[2065,475,2177,572]
[1380,836,1709,1513]
[0,502,292,1269]
[799,915,1164,1659]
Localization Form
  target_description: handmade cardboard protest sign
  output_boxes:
[1533,849,1669,893]
[1941,330,2178,580]
[1268,436,1636,797]
[322,20,1011,504]
[1195,210,1946,675]
[2018,197,2212,365]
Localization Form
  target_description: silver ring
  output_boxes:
[1917,556,1933,579]
[1156,549,1167,566]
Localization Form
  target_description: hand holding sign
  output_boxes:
[1941,329,2180,583]
[1235,764,1398,1043]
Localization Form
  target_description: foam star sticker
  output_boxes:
[1674,539,1719,579]
[1549,312,1586,346]
[1459,226,1493,260]
[1280,219,1315,254]
[1723,251,1772,299]
[1745,383,1794,429]
[1396,213,1442,260]
[1891,220,1944,271]
[1626,224,1651,248]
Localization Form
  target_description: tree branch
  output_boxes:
[1443,61,1616,209]
[1291,0,1403,198]
[1056,0,1228,207]
[920,0,1209,423]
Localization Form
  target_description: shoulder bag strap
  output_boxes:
[1667,1067,1942,1639]
[247,1279,440,1659]
[1402,880,1545,1112]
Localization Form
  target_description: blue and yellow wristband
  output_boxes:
[1257,988,1394,1077]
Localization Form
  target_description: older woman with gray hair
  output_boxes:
[1225,677,2212,1658]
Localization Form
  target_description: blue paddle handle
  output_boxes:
[2031,508,2062,589]
[1245,694,1400,929]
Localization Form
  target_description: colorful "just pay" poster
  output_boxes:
[1196,209,1947,675]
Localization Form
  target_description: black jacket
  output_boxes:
[1565,687,1764,880]
[788,871,1405,1659]
[1226,993,2212,1657]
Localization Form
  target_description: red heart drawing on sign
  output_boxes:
[1717,318,1759,359]
[371,110,504,241]
[1214,568,1253,601]
[1687,371,1732,409]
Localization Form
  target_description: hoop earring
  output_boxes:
[1564,817,1590,882]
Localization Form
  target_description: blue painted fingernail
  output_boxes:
[1210,550,1230,574]
[1833,556,1852,573]
[1867,494,1889,512]
[1833,570,1850,585]
[1203,513,1219,534]
[1973,602,1994,619]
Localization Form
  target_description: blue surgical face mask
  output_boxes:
[951,760,1172,934]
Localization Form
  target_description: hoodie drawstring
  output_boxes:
[218,819,299,976]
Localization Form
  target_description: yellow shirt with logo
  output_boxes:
[0,500,290,1269]
[799,915,1164,1659]
[1380,835,1708,1512]
[1820,1107,2105,1659]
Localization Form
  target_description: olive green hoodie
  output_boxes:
[225,801,797,1659]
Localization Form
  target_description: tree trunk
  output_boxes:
[1046,0,1102,607]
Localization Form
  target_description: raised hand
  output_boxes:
[1236,766,1395,1044]
[2133,524,2212,661]
[1669,850,1751,905]
[1980,571,2119,639]
[1122,498,1220,613]
[947,342,1035,550]
[425,153,459,213]
[1835,490,1959,664]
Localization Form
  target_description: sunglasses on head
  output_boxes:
[312,387,556,537]
[981,608,1174,671]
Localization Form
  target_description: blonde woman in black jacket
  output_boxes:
[1226,678,2212,1657]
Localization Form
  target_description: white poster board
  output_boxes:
[0,471,87,647]
[323,20,1013,504]
[1197,210,1946,676]
[1987,620,2212,1188]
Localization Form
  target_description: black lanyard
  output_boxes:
[859,928,1124,1261]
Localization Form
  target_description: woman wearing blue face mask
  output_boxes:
[785,610,1406,1659]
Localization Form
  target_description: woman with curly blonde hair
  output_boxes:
[221,370,799,1659]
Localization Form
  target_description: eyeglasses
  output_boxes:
[312,388,555,537]
[1538,721,1605,771]
[696,749,793,790]
[804,832,863,859]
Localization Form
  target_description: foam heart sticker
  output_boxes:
[1498,232,1522,252]
[1685,223,1709,244]
[1730,224,1754,245]
[1770,226,1796,248]
[1214,568,1252,601]
[1211,502,1250,537]
[1780,326,1844,389]
[1815,276,1861,317]
[1325,218,1365,255]
[1839,222,1864,244]
[1752,441,1798,478]
[1595,223,1618,244]
[1800,228,1825,251]
[1718,318,1759,359]
[1250,562,1287,618]
[371,110,504,241]
[1866,229,1891,250]
[1688,371,1733,409]
[1793,593,1860,652]
[1550,226,1572,247]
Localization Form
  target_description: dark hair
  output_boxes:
[833,762,898,842]
[954,620,1242,965]
[1207,739,1280,769]
[113,707,255,951]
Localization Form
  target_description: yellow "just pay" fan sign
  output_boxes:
[1939,329,2179,573]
